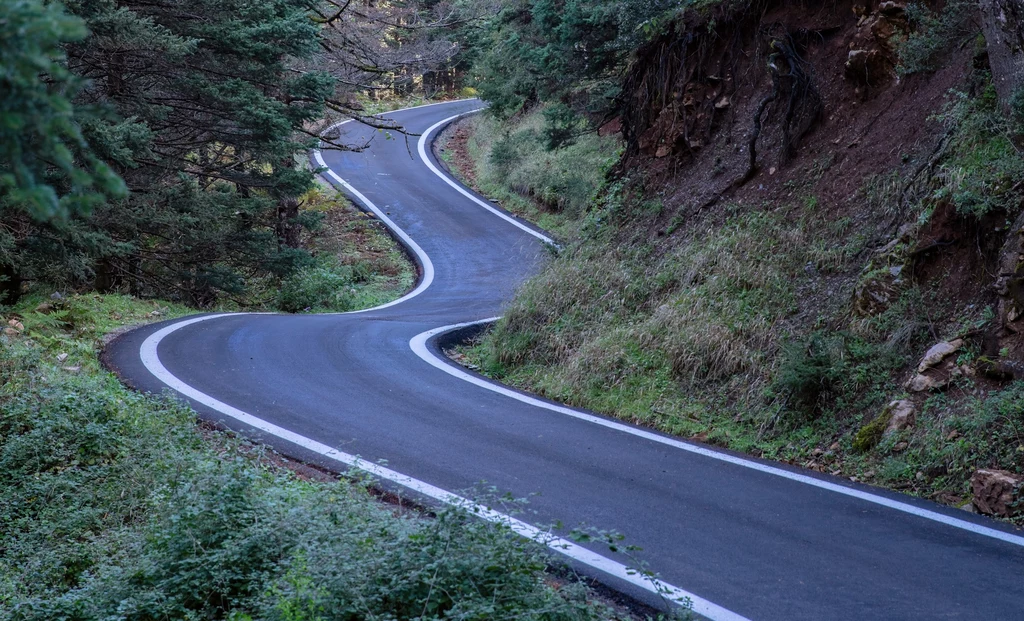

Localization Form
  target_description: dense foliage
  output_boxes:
[466,0,679,120]
[0,0,125,223]
[0,0,457,308]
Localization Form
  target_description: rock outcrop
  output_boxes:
[905,339,964,392]
[971,469,1024,517]
[844,2,909,87]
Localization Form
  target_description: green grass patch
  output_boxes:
[931,78,1024,218]
[463,207,819,451]
[462,107,622,239]
[456,169,1024,512]
[455,190,954,496]
[871,384,1024,515]
[229,185,415,313]
[897,0,978,75]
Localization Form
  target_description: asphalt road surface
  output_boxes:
[105,99,1024,621]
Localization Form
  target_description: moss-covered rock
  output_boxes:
[853,409,893,452]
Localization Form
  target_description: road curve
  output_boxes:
[105,99,1024,621]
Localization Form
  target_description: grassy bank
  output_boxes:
[0,292,640,619]
[439,107,622,240]
[223,185,414,314]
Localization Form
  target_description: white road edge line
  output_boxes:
[142,100,748,621]
[417,114,558,246]
[139,314,747,621]
[312,118,433,313]
[410,318,1024,549]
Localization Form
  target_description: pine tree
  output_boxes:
[0,0,126,302]
[3,0,459,306]
[0,0,335,305]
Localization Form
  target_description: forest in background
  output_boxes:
[1,0,688,310]
[1,0,474,309]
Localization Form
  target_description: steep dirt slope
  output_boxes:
[462,0,1024,519]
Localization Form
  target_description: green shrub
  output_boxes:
[488,128,538,182]
[773,333,847,418]
[276,260,355,313]
[1,294,617,620]
[1010,85,1024,136]
[898,0,978,75]
[932,78,1024,217]
[771,327,909,425]
[542,103,585,150]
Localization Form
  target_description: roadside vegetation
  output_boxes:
[6,0,1024,613]
[0,0,687,616]
[442,108,622,239]
[263,186,414,313]
[0,0,460,310]
[0,294,641,619]
[448,0,1024,521]
[356,86,480,117]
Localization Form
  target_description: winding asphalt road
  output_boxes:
[105,100,1024,620]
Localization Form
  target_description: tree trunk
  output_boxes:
[277,196,301,249]
[94,257,119,293]
[980,0,1024,111]
[0,263,22,305]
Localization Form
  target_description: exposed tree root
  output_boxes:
[744,28,822,182]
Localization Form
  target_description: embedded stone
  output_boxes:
[884,400,916,434]
[905,373,944,392]
[917,339,963,373]
[971,469,1024,517]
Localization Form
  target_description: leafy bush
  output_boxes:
[488,128,539,182]
[469,0,681,118]
[898,0,978,75]
[932,77,1024,217]
[542,103,585,150]
[772,327,910,425]
[275,259,360,313]
[1010,85,1024,136]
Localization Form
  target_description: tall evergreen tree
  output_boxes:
[2,0,461,306]
[468,0,677,118]
[0,0,336,305]
[0,0,126,302]
[69,0,335,303]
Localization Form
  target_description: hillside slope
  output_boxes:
[455,0,1024,519]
